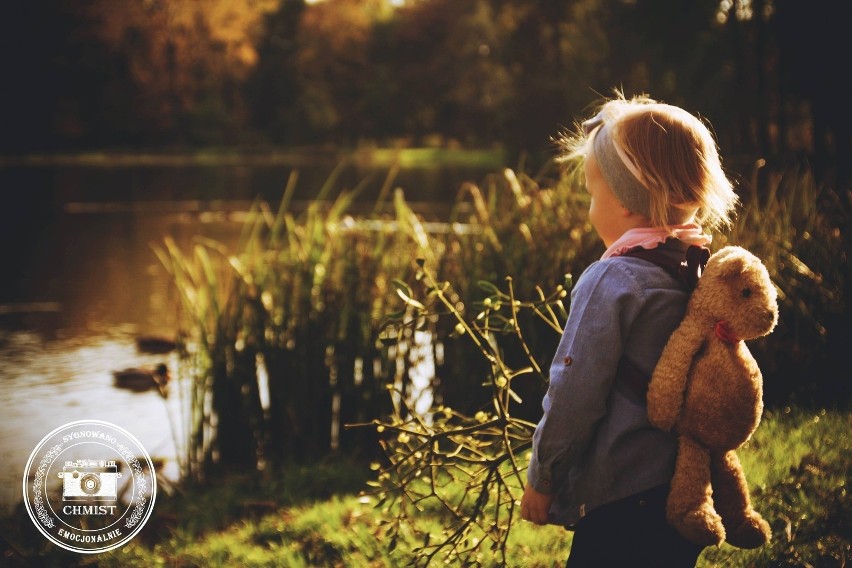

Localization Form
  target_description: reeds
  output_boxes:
[154,165,428,479]
[406,165,600,418]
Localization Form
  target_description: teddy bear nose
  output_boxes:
[761,309,777,327]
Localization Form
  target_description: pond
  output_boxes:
[0,153,496,512]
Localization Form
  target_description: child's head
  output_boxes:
[560,94,738,231]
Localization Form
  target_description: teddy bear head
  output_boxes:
[690,246,779,342]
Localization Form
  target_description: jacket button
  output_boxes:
[564,356,573,366]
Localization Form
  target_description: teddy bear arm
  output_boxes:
[647,328,706,431]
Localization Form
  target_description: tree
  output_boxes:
[773,0,851,189]
[291,0,381,143]
[245,0,307,144]
[0,1,132,150]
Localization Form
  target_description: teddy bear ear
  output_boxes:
[707,246,753,279]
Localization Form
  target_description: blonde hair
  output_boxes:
[559,94,738,231]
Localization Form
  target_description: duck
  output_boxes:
[113,363,170,396]
[135,335,177,354]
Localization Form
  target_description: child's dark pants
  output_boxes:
[565,485,704,568]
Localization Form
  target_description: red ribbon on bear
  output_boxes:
[714,320,739,345]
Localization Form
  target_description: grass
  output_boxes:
[2,408,847,567]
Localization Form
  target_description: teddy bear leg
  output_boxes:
[667,436,725,546]
[710,450,771,549]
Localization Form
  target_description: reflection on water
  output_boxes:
[0,159,487,513]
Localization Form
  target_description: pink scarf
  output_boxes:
[602,224,711,259]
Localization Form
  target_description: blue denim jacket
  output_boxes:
[527,244,691,527]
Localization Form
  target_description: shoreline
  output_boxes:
[0,147,507,169]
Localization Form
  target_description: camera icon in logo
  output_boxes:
[58,460,122,501]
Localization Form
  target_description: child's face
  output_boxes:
[584,153,633,247]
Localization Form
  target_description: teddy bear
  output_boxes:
[647,245,778,549]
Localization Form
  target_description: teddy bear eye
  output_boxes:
[741,288,752,299]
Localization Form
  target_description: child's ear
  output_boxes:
[624,209,653,226]
[621,204,642,219]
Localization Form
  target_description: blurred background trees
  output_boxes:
[1,0,848,190]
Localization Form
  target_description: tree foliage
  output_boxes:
[2,0,849,186]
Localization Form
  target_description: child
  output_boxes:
[520,94,738,567]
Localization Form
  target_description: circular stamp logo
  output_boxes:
[22,420,157,554]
